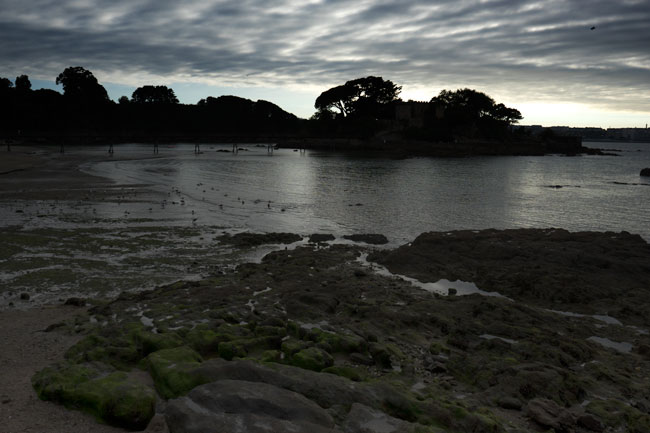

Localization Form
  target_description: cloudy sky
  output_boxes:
[1,0,649,127]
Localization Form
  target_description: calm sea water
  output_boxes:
[81,141,650,243]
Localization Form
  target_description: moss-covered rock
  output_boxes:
[310,329,366,353]
[32,362,155,430]
[65,332,139,370]
[291,347,334,371]
[281,337,309,356]
[185,328,220,355]
[254,325,286,337]
[369,342,401,369]
[259,350,282,363]
[146,346,205,399]
[217,341,247,360]
[134,329,184,356]
[322,366,365,381]
[587,399,650,433]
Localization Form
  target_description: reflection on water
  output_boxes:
[82,142,650,242]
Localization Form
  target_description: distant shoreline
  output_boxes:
[2,133,608,157]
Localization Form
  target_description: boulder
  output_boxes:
[526,398,576,431]
[165,380,340,433]
[641,168,650,177]
[291,347,334,371]
[194,359,376,409]
[32,362,156,430]
[309,233,335,243]
[343,234,389,245]
[218,232,302,247]
[341,403,420,433]
[146,346,205,399]
[496,396,523,411]
[577,413,605,432]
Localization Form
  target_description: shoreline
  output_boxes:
[3,133,605,157]
[2,145,650,432]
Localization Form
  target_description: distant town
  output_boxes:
[520,125,650,142]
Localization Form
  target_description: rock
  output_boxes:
[165,380,340,433]
[193,359,376,409]
[291,347,334,371]
[143,413,170,433]
[1,395,11,404]
[146,346,205,399]
[447,288,457,296]
[218,232,302,247]
[19,292,30,300]
[350,352,374,366]
[136,330,185,356]
[343,234,389,245]
[309,233,335,243]
[637,344,650,358]
[526,398,576,431]
[496,396,522,411]
[64,297,86,306]
[32,362,156,430]
[341,403,418,433]
[369,343,393,368]
[354,269,367,277]
[577,413,605,432]
[641,168,650,177]
[44,322,65,332]
[322,366,364,381]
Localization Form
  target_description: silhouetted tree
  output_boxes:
[315,76,401,119]
[118,95,130,104]
[315,84,356,117]
[0,77,13,90]
[55,66,109,103]
[15,75,31,91]
[427,88,522,139]
[491,103,522,124]
[131,85,178,104]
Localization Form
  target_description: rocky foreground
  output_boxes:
[32,229,650,433]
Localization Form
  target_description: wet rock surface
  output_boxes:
[166,380,338,433]
[30,229,650,433]
[370,228,650,326]
[343,233,389,244]
[217,231,302,247]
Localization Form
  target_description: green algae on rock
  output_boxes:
[146,346,205,399]
[32,362,155,430]
[29,230,650,432]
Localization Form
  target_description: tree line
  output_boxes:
[1,66,523,143]
[0,67,301,139]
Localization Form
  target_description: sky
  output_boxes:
[1,0,649,127]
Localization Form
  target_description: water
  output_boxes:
[2,141,649,306]
[81,141,650,242]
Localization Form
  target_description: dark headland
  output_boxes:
[1,68,604,157]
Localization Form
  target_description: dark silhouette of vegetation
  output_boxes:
[0,77,12,91]
[418,88,523,140]
[132,85,179,104]
[56,66,109,104]
[15,75,31,91]
[1,66,587,155]
[314,76,401,120]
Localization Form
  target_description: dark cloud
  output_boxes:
[1,0,649,116]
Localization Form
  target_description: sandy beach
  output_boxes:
[0,147,133,432]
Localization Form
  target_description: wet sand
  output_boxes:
[0,306,128,433]
[0,147,134,432]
